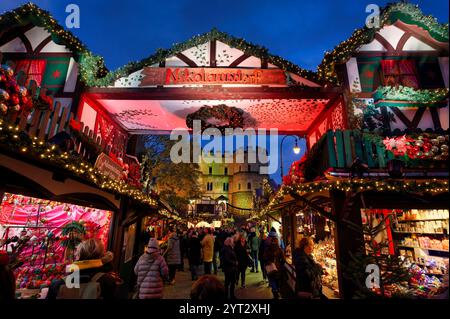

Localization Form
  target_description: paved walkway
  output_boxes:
[163,259,273,299]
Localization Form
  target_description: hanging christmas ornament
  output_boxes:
[441,145,449,153]
[0,103,7,113]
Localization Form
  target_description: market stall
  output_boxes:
[0,192,112,298]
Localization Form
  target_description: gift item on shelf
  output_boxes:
[398,209,449,221]
[314,237,339,295]
[394,219,449,234]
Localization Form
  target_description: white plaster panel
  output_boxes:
[378,25,405,49]
[0,37,27,53]
[64,58,78,92]
[237,56,261,68]
[403,37,435,51]
[40,41,71,53]
[216,41,244,67]
[346,57,361,92]
[24,27,51,51]
[182,42,210,66]
[114,69,144,87]
[358,39,387,52]
[165,56,189,67]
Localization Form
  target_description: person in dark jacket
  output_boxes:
[221,237,237,299]
[188,232,202,281]
[293,237,325,299]
[179,230,188,271]
[234,233,248,288]
[47,238,120,299]
[258,232,268,282]
[247,228,259,273]
[263,236,286,299]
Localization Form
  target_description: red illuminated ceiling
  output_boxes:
[84,87,340,134]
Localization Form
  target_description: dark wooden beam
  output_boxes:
[34,36,52,54]
[85,86,342,101]
[210,39,216,67]
[375,33,395,52]
[429,107,442,130]
[411,106,427,129]
[390,106,413,128]
[290,193,336,222]
[175,53,197,67]
[229,54,250,67]
[396,32,412,51]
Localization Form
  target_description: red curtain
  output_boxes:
[13,59,46,86]
[381,60,399,86]
[399,60,419,88]
[381,60,418,88]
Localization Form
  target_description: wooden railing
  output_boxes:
[325,130,394,169]
[4,80,126,163]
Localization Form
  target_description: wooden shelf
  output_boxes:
[397,245,449,253]
[393,231,448,235]
[397,218,449,223]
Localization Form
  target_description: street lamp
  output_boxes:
[280,135,301,182]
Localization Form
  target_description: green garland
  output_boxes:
[185,104,244,132]
[318,3,449,84]
[79,28,319,87]
[0,120,184,220]
[257,178,449,218]
[374,86,449,105]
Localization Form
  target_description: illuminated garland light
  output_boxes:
[317,3,449,84]
[254,178,449,220]
[0,121,181,221]
[374,86,449,105]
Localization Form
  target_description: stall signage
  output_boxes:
[94,153,123,180]
[140,67,286,86]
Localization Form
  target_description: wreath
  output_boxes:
[186,104,244,133]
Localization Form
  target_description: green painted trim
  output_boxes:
[326,131,338,168]
[335,130,346,168]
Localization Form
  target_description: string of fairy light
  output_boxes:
[317,2,449,84]
[1,3,317,87]
[253,178,449,220]
[0,120,181,221]
[374,86,449,105]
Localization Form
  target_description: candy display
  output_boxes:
[398,209,449,221]
[314,237,339,296]
[399,236,449,251]
[0,192,113,293]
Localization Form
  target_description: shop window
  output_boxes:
[381,60,419,88]
[13,59,47,86]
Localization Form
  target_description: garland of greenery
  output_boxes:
[256,178,449,219]
[186,104,244,132]
[318,3,449,84]
[0,120,181,221]
[373,86,449,105]
[79,28,319,87]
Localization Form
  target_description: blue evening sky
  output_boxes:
[1,1,448,184]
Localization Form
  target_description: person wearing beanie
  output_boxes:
[0,251,16,300]
[134,238,169,299]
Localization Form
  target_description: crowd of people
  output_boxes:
[0,224,330,300]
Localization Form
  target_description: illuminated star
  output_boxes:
[52,70,61,79]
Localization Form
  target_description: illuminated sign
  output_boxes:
[140,67,286,86]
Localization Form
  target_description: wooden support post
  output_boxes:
[331,190,364,299]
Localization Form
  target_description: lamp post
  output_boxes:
[279,135,301,182]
